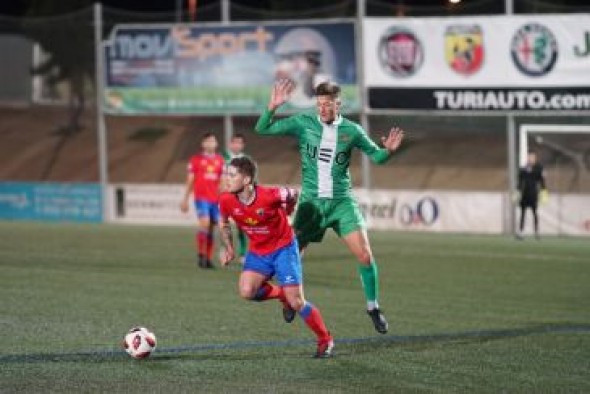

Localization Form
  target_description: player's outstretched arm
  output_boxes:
[218,218,235,266]
[180,173,194,213]
[254,79,301,136]
[356,126,406,165]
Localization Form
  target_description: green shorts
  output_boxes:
[293,196,365,246]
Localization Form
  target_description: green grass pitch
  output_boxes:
[1,222,589,392]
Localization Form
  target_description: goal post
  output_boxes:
[516,123,590,236]
[518,124,590,167]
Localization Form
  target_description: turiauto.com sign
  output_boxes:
[364,14,590,111]
[102,21,358,114]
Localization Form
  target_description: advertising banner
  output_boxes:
[106,184,590,236]
[354,189,504,233]
[363,14,590,111]
[108,184,195,225]
[103,21,358,114]
[533,194,590,236]
[0,182,102,223]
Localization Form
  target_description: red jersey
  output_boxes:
[187,153,224,202]
[219,185,295,255]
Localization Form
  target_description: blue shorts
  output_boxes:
[194,200,220,223]
[243,239,302,287]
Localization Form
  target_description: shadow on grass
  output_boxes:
[2,323,588,364]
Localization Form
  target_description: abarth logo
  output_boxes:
[445,24,484,76]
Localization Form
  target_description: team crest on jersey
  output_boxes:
[338,133,351,142]
[256,208,265,217]
[511,23,558,77]
[444,25,484,76]
[244,217,258,226]
[378,27,423,78]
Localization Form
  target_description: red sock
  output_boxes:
[197,231,207,256]
[300,303,331,342]
[253,282,285,302]
[206,232,214,260]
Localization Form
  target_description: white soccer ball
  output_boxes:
[123,326,157,359]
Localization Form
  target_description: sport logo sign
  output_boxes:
[378,27,423,78]
[444,25,484,76]
[511,23,558,77]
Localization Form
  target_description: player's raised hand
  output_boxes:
[381,127,405,153]
[268,78,295,111]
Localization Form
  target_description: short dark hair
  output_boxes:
[230,156,257,183]
[231,133,245,141]
[315,81,341,98]
[202,132,216,141]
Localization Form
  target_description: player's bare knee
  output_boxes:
[198,218,211,230]
[356,249,373,265]
[239,286,256,300]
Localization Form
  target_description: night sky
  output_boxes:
[0,0,588,16]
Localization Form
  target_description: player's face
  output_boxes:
[225,165,249,193]
[229,138,244,154]
[316,95,340,123]
[201,135,218,153]
[527,153,537,165]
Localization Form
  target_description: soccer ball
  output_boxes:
[123,326,157,359]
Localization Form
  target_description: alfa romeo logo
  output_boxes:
[511,23,558,77]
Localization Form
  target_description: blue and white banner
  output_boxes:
[103,21,358,114]
[0,182,103,223]
[354,189,504,234]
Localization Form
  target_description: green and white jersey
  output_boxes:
[255,109,391,199]
[222,149,245,164]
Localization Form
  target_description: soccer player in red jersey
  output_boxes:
[218,156,334,358]
[180,133,225,269]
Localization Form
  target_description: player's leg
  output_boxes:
[292,199,326,253]
[195,200,211,268]
[516,200,529,240]
[276,240,333,358]
[341,230,388,334]
[204,202,220,268]
[283,285,333,358]
[531,200,540,239]
[241,252,289,307]
[333,198,388,334]
[519,202,527,234]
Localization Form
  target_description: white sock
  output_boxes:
[367,300,379,311]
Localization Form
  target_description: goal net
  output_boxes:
[518,124,590,236]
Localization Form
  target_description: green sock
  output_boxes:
[358,262,379,305]
[238,229,248,256]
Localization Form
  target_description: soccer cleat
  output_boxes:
[313,338,334,358]
[282,306,296,323]
[367,308,388,334]
[204,259,215,269]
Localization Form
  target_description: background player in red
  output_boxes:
[218,156,334,358]
[180,133,225,269]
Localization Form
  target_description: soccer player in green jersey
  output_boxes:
[254,79,404,334]
[221,133,249,262]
